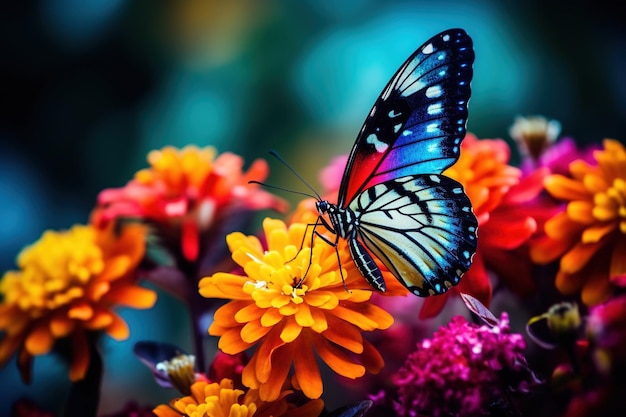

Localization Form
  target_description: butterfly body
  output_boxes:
[315,28,478,297]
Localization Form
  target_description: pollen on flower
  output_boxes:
[199,217,397,401]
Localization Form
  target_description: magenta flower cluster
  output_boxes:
[392,313,533,417]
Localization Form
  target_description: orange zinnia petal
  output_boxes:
[561,242,601,274]
[331,306,379,331]
[545,174,589,201]
[49,315,75,338]
[361,338,385,374]
[255,327,287,383]
[258,343,294,401]
[97,255,131,283]
[567,201,595,224]
[582,223,616,243]
[104,311,129,340]
[313,337,365,379]
[545,212,585,240]
[199,274,250,299]
[68,303,94,321]
[25,322,55,356]
[241,320,272,344]
[260,308,284,327]
[213,301,252,328]
[235,303,264,323]
[292,336,322,399]
[294,304,315,327]
[323,316,363,354]
[217,328,253,354]
[309,306,328,333]
[581,268,613,306]
[280,316,303,343]
[105,284,157,309]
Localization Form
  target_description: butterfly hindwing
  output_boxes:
[349,174,478,296]
[338,28,474,207]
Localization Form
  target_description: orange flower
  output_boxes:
[95,146,286,262]
[153,378,324,417]
[0,223,156,381]
[199,218,395,401]
[531,139,626,305]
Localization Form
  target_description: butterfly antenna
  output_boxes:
[268,150,322,200]
[248,180,318,200]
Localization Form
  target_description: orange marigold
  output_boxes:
[531,139,626,305]
[0,223,156,381]
[153,378,324,417]
[199,218,395,401]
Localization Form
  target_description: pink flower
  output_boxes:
[392,313,536,417]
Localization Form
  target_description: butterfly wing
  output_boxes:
[349,174,478,296]
[338,28,474,207]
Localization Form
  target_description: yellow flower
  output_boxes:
[531,139,626,305]
[0,223,156,381]
[153,378,323,417]
[199,218,395,401]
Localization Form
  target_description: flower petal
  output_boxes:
[561,242,601,274]
[241,320,272,344]
[105,284,157,309]
[280,316,302,343]
[292,336,323,399]
[313,337,365,379]
[545,174,589,201]
[24,322,54,356]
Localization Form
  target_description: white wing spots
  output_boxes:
[463,250,471,260]
[425,85,443,98]
[427,102,443,116]
[429,175,441,183]
[438,69,447,77]
[399,76,425,98]
[426,122,439,133]
[393,123,402,133]
[437,53,445,61]
[422,43,434,54]
[402,130,412,137]
[443,34,450,42]
[366,133,389,153]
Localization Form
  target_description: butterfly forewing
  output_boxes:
[338,28,474,207]
[349,175,477,296]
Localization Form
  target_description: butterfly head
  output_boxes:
[315,200,331,216]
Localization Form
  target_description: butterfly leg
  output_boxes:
[295,216,350,292]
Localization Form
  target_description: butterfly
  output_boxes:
[313,28,478,297]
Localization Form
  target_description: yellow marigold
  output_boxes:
[199,218,395,401]
[153,378,324,417]
[0,223,156,381]
[531,139,626,305]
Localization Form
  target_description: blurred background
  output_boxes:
[1,0,625,414]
